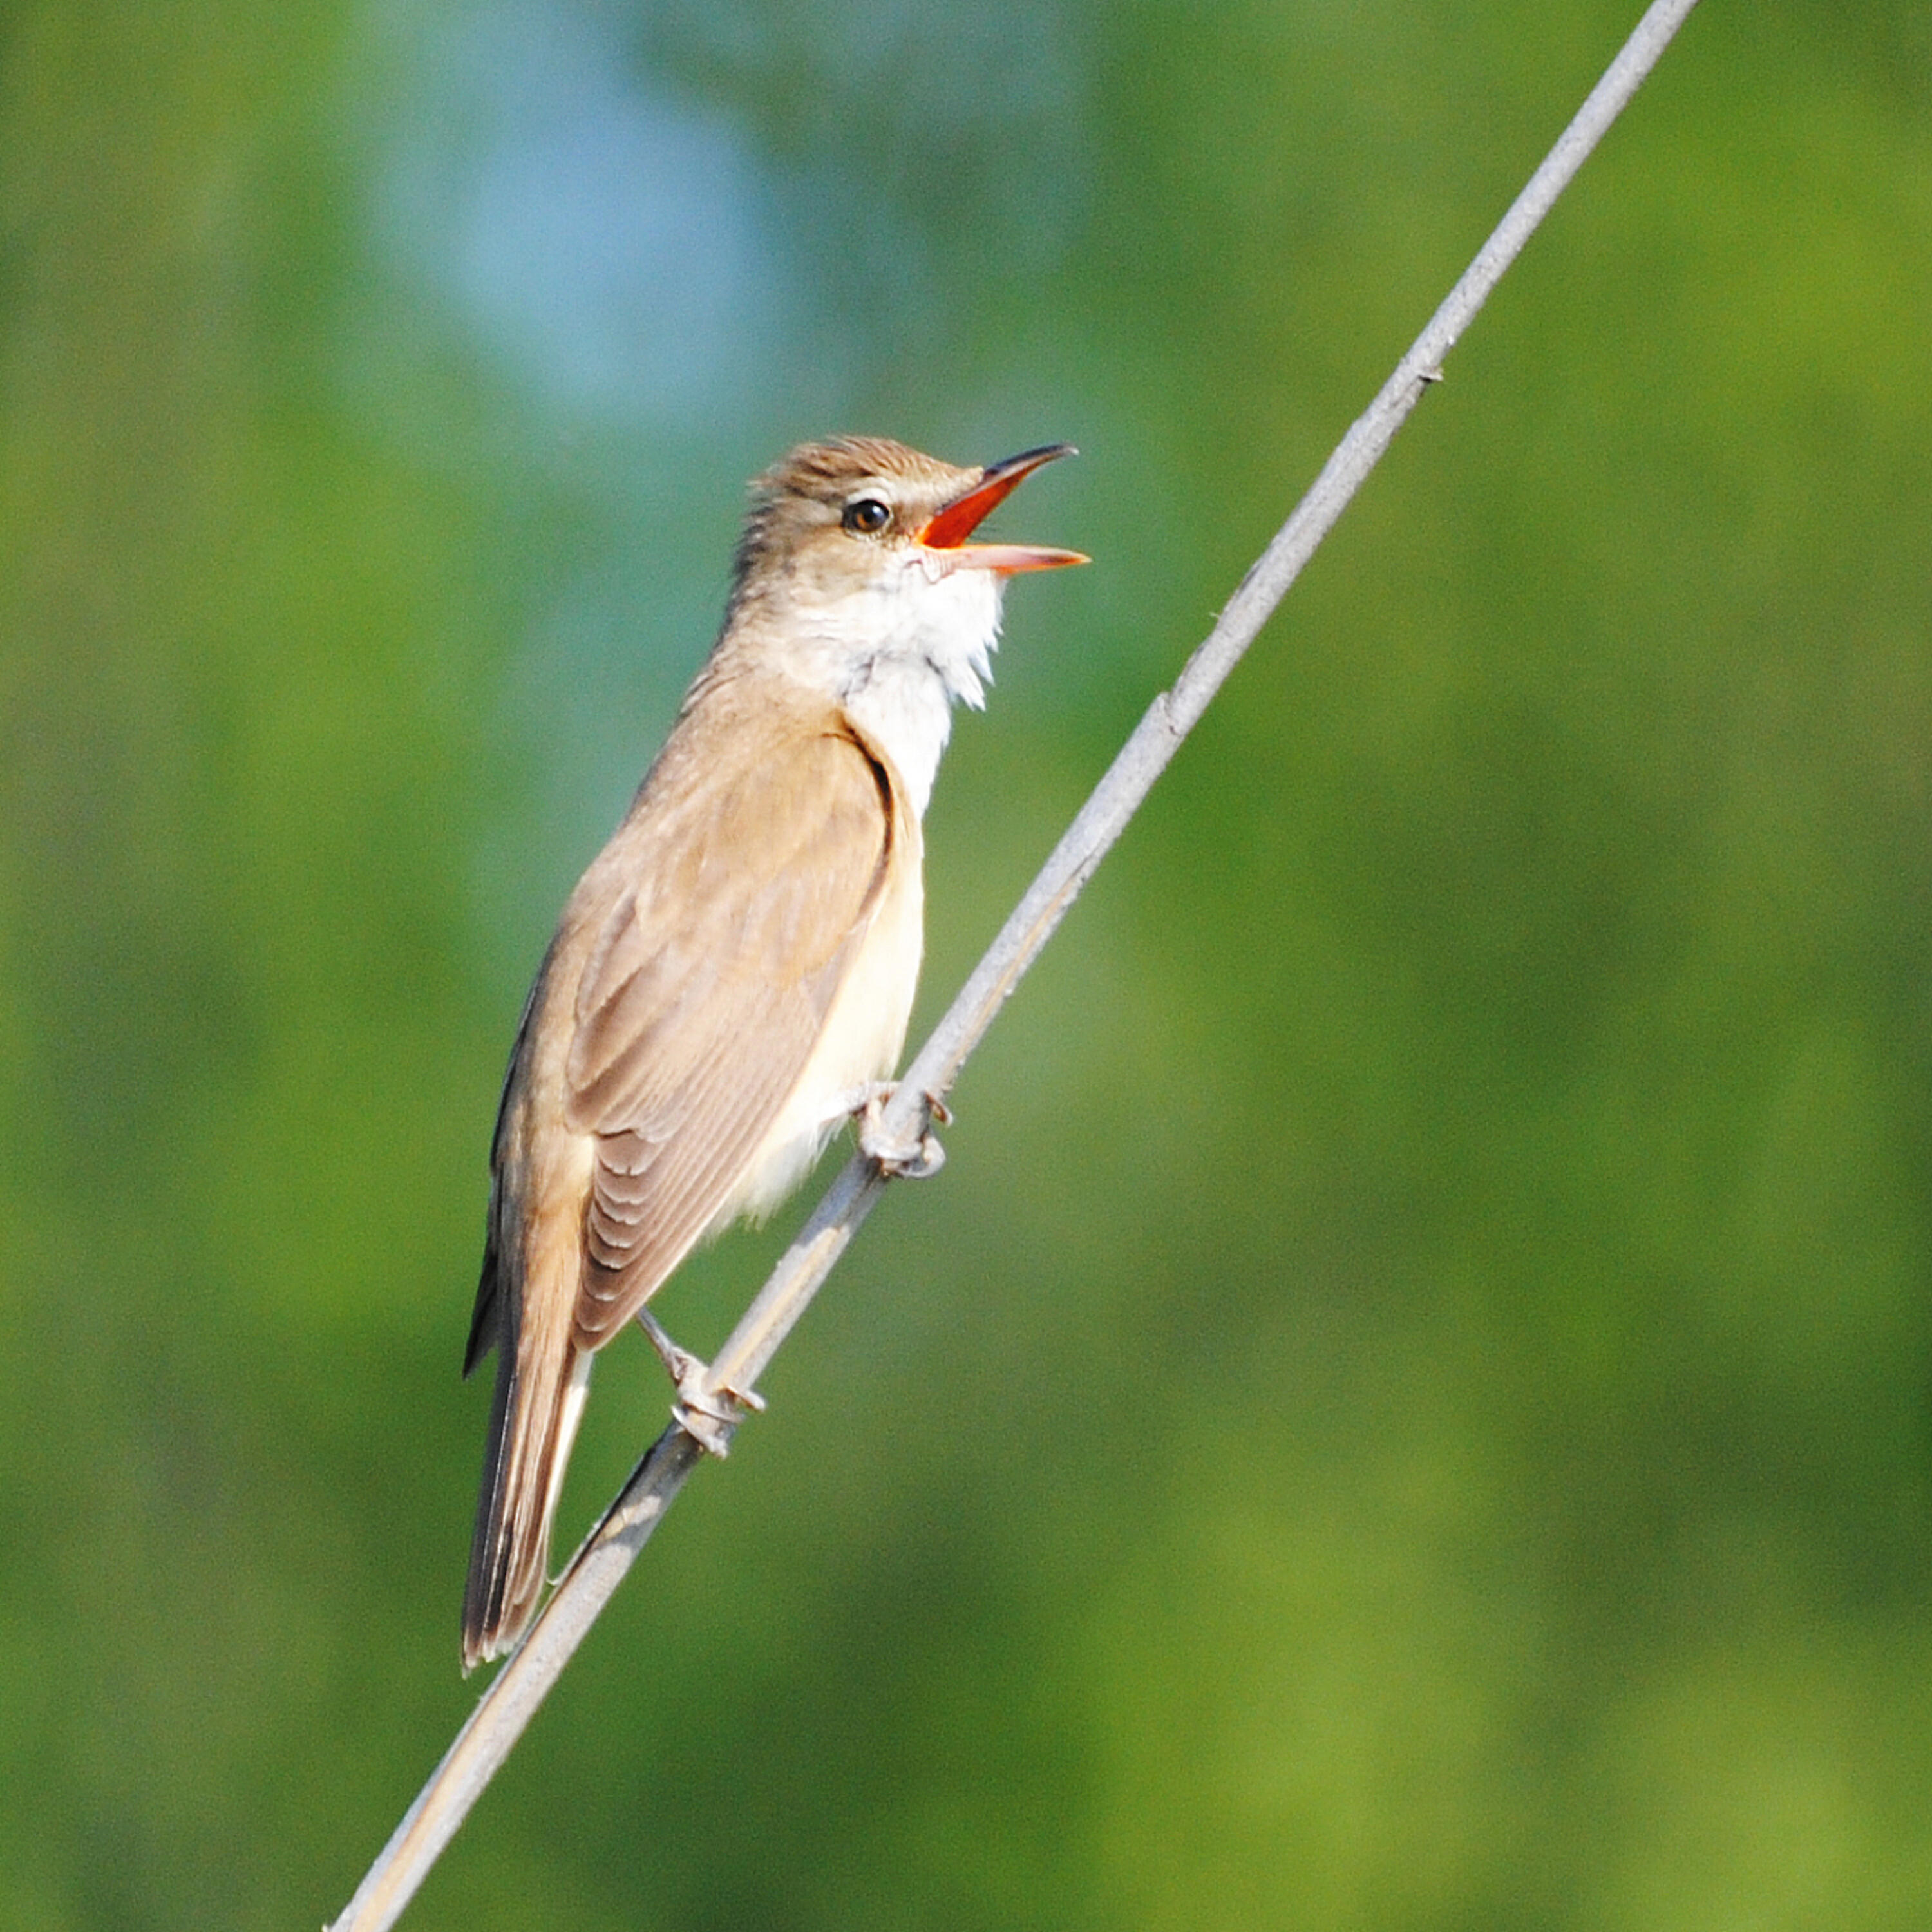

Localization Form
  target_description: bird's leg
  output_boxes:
[634,1307,765,1458]
[854,1082,951,1180]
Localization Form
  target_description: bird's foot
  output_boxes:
[856,1083,951,1180]
[635,1307,764,1457]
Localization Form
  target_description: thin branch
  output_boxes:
[327,3,1701,1922]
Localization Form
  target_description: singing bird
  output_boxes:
[462,436,1084,1666]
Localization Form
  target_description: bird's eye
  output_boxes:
[842,497,891,535]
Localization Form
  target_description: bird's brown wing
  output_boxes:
[563,721,893,1349]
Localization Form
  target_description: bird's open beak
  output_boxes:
[918,444,1088,574]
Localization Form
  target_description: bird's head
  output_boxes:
[724,437,1082,699]
[733,435,1085,601]
[708,437,1083,812]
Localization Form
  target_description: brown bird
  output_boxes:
[461,436,1084,1667]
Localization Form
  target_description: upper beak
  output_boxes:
[917,443,1088,574]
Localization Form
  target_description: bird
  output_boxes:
[460,435,1085,1667]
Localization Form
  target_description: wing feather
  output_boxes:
[564,723,893,1349]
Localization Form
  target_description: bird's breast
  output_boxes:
[724,818,925,1226]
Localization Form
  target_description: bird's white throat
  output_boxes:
[793,559,1005,817]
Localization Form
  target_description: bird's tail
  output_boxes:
[462,1304,592,1671]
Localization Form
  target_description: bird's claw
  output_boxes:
[635,1307,764,1457]
[857,1084,949,1180]
[671,1387,757,1459]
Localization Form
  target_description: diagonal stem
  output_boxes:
[327,3,1702,1921]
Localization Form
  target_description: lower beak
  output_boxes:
[918,444,1088,574]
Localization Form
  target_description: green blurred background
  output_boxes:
[5,1,1931,1926]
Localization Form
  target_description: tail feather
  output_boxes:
[462,1303,592,1671]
